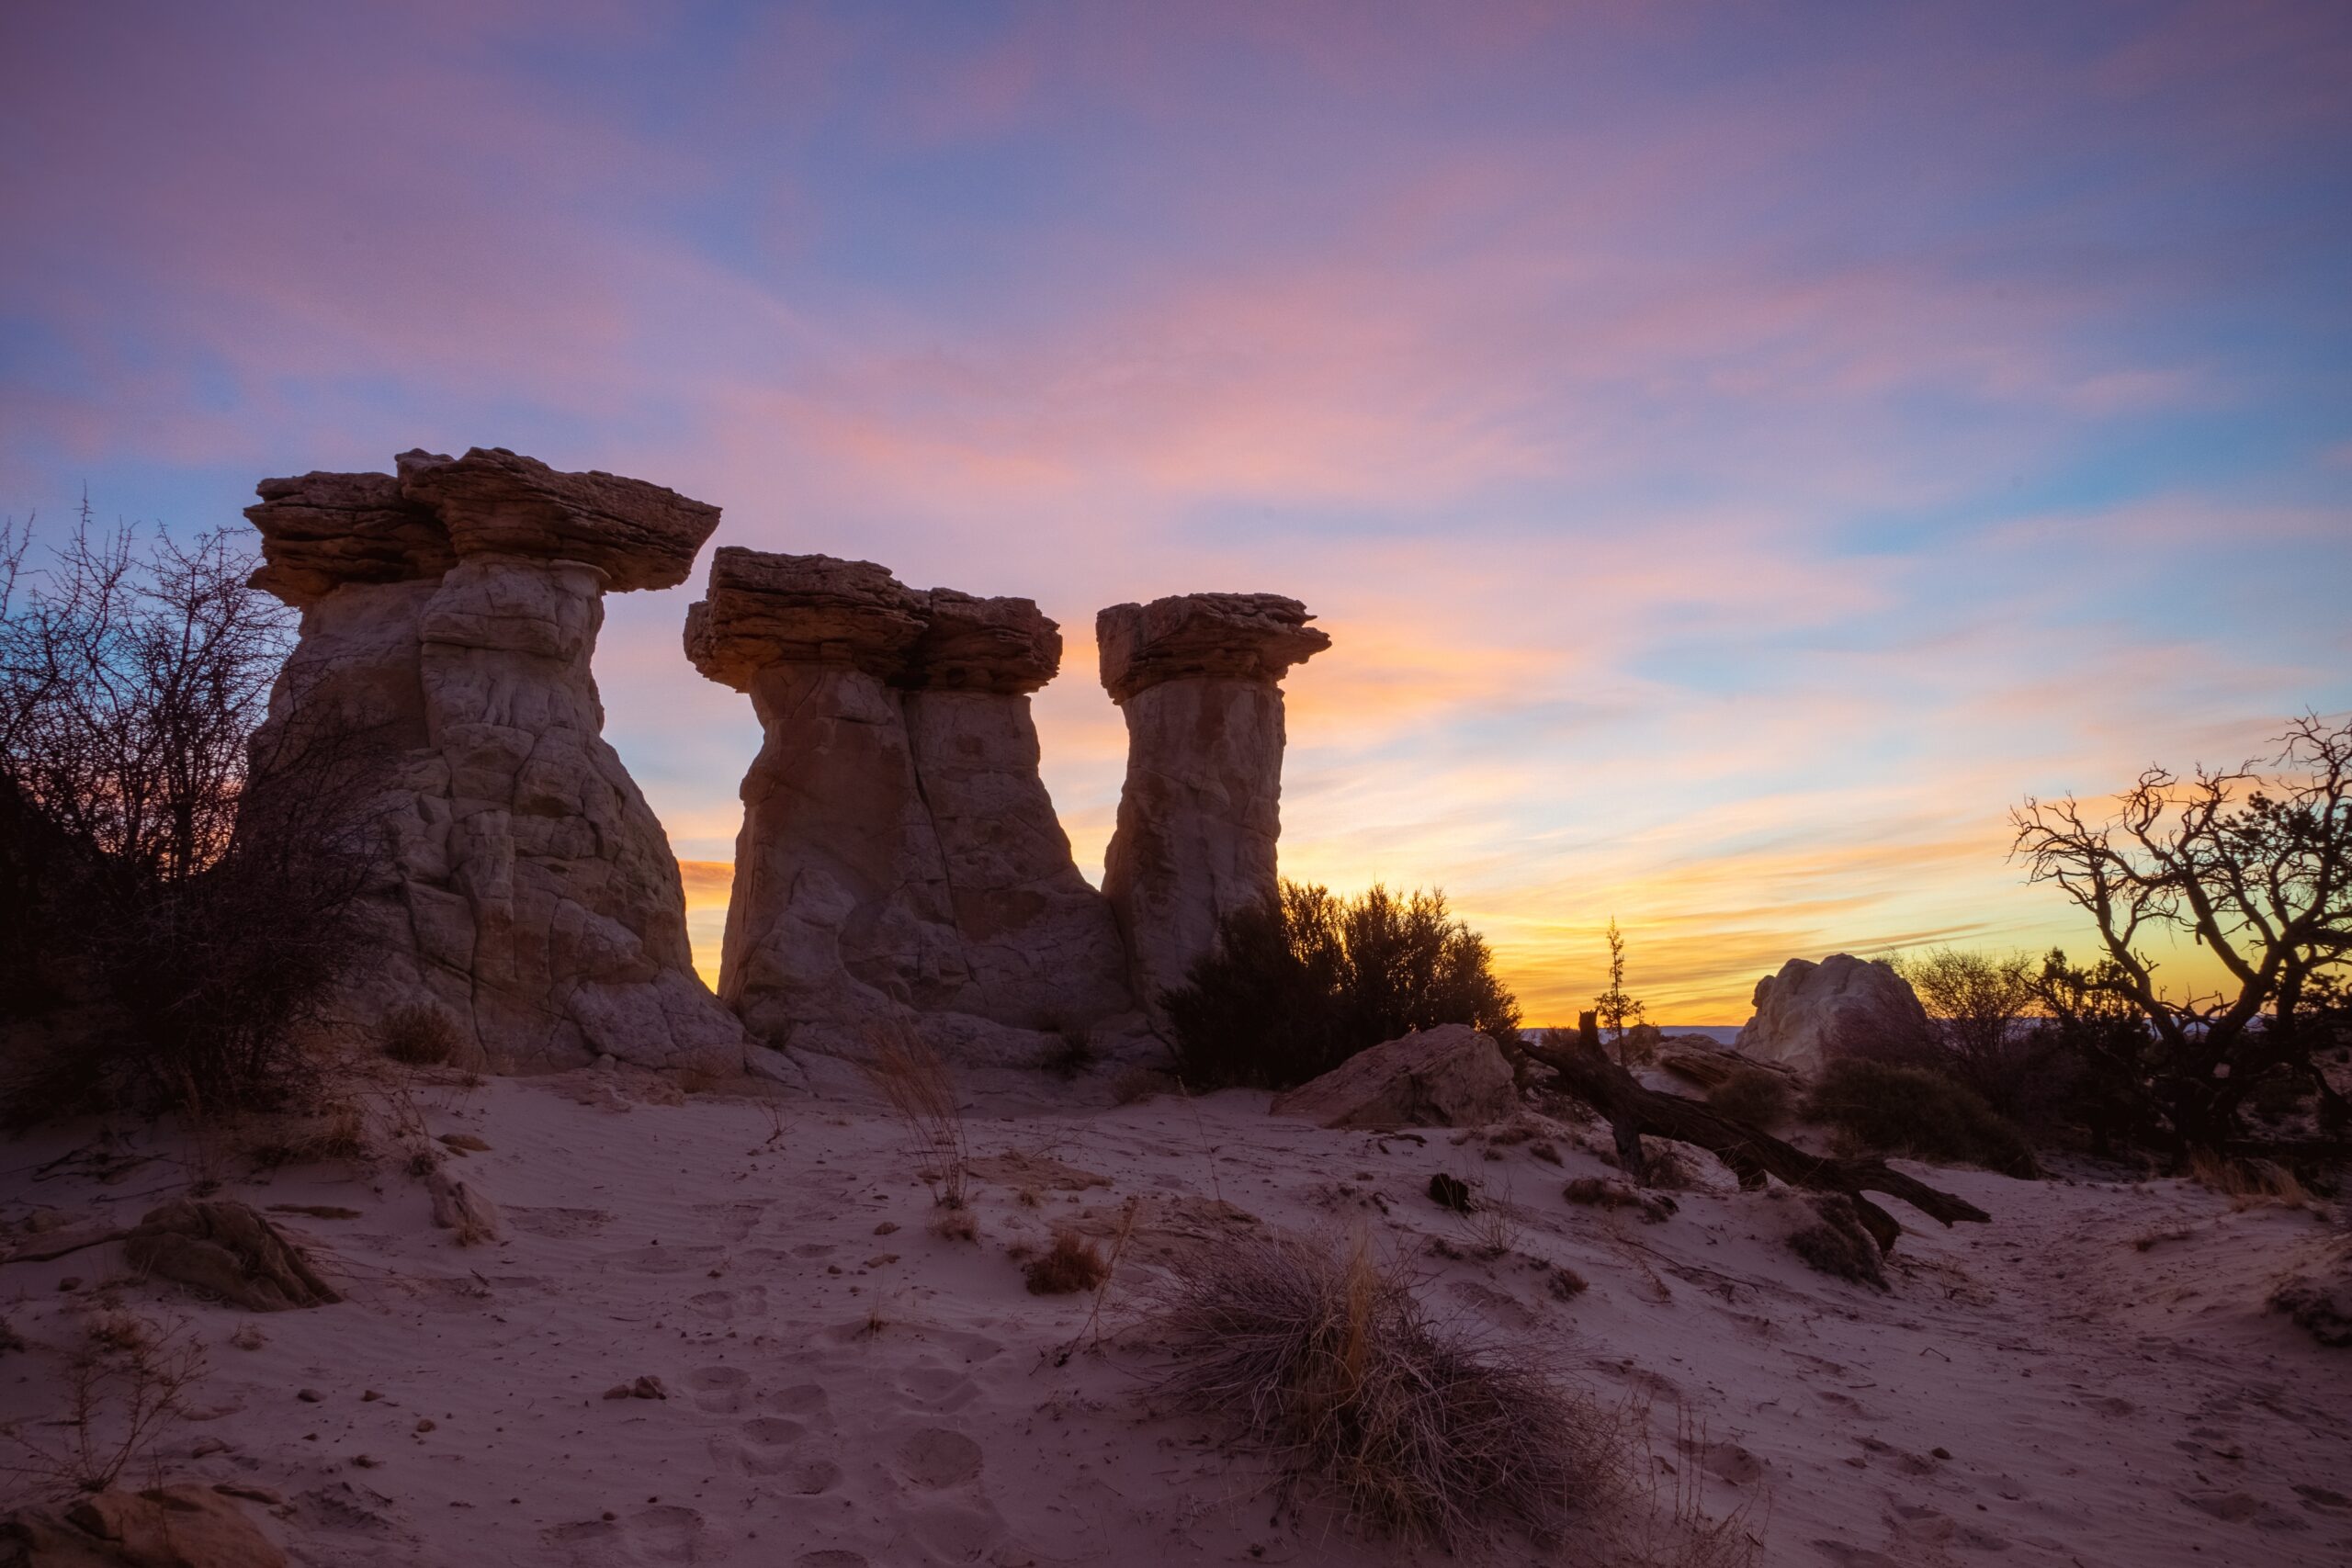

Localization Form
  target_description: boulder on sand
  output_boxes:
[1269,1024,1516,1129]
[1734,953,1929,1077]
[2,1483,286,1568]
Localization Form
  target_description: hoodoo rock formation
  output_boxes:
[1096,592,1330,1012]
[685,547,1134,1062]
[244,447,749,1074]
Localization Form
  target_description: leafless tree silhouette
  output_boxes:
[2011,713,2352,1156]
[0,504,384,1118]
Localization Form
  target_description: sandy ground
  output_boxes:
[3,1058,2348,1567]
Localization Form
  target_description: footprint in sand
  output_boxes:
[897,1363,981,1413]
[687,1285,768,1321]
[1702,1441,1764,1484]
[610,1244,729,1275]
[708,1416,820,1479]
[763,1382,831,1419]
[783,1458,844,1495]
[545,1504,718,1566]
[896,1427,984,1489]
[506,1206,615,1238]
[691,1200,769,1241]
[684,1365,751,1414]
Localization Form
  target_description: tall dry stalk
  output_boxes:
[864,1022,970,1209]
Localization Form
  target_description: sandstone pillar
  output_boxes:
[1096,593,1329,1012]
[244,446,748,1074]
[684,548,1131,1062]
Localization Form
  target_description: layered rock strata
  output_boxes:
[1097,592,1329,1011]
[244,447,748,1074]
[685,548,1133,1062]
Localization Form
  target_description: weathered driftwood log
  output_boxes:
[1656,1043,1799,1091]
[1515,1012,1989,1255]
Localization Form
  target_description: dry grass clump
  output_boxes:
[245,1097,371,1169]
[1111,1065,1178,1105]
[1035,1025,1099,1080]
[380,1002,461,1066]
[1601,1402,1769,1568]
[1151,1231,1614,1548]
[675,1063,729,1095]
[1786,1196,1887,1291]
[864,1023,969,1210]
[1706,1068,1792,1128]
[2188,1150,2312,1211]
[1024,1231,1111,1294]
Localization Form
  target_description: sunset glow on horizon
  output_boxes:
[6,2,2348,1023]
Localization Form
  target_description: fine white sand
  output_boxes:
[4,1059,2348,1566]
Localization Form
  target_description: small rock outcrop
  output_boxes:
[120,1200,340,1312]
[244,447,746,1074]
[1734,953,1929,1076]
[1097,593,1329,1011]
[3,1483,287,1568]
[685,548,1135,1063]
[1269,1024,1516,1129]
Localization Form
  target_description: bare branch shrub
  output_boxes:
[865,1023,969,1208]
[0,1312,208,1498]
[0,508,385,1120]
[2012,713,2352,1155]
[1150,1230,1614,1548]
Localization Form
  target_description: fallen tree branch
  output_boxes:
[2,1228,130,1265]
[1514,1014,1990,1255]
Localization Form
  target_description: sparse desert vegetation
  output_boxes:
[1151,1230,1614,1548]
[1163,880,1521,1089]
[1,55,2347,1565]
[1804,1057,2041,1179]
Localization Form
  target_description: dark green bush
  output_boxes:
[1163,881,1520,1089]
[1708,1066,1792,1127]
[1804,1057,2040,1178]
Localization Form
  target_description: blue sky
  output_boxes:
[5,0,2347,1015]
